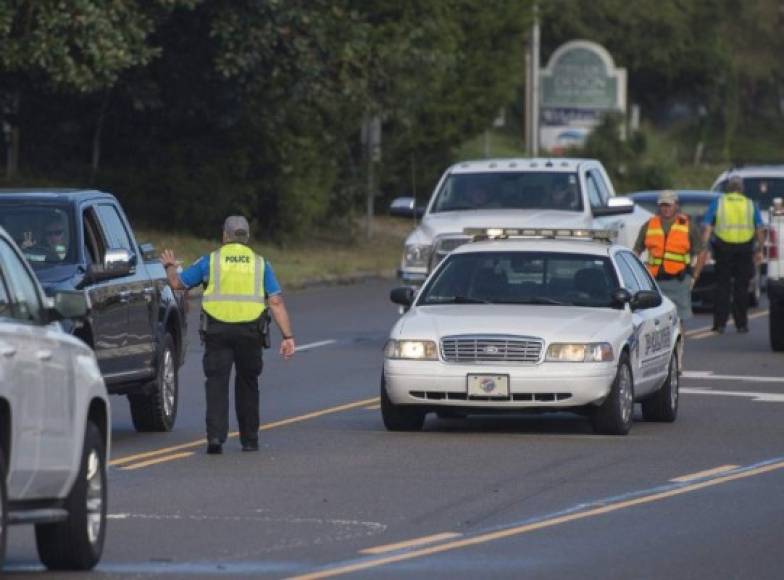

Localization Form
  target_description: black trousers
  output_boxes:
[202,321,263,444]
[713,241,754,330]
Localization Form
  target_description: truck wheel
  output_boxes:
[642,350,679,422]
[770,300,784,351]
[129,333,178,432]
[35,422,106,570]
[591,353,634,435]
[380,374,425,432]
[0,449,7,571]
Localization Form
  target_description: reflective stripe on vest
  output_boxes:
[715,192,754,244]
[644,214,691,277]
[202,243,266,323]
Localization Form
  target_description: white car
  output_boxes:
[391,158,651,284]
[0,226,110,571]
[382,229,681,435]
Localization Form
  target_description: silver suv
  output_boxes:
[0,225,110,571]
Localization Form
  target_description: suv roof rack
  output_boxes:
[464,227,617,243]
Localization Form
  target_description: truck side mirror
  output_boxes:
[47,290,90,322]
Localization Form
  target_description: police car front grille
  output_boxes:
[441,335,543,363]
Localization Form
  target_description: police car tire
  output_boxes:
[35,422,106,570]
[380,374,425,432]
[129,333,178,432]
[0,448,7,571]
[641,350,679,422]
[769,300,784,351]
[591,353,634,435]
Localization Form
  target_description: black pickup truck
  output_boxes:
[0,189,187,432]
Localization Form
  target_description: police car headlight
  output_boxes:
[403,244,432,269]
[546,342,614,362]
[384,339,438,360]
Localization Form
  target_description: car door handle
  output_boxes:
[36,350,53,361]
[143,287,156,295]
[0,346,16,358]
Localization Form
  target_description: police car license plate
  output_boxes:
[467,374,509,398]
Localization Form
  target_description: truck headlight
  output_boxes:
[546,343,614,362]
[384,339,438,360]
[403,244,432,269]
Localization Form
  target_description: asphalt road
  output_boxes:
[5,279,784,578]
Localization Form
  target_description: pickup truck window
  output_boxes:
[95,204,133,251]
[0,205,75,267]
[0,238,43,323]
[431,172,583,213]
[0,268,10,318]
[586,171,610,208]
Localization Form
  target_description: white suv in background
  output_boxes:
[0,226,110,571]
[391,158,651,284]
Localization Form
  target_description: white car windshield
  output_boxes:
[716,177,784,208]
[0,205,75,267]
[431,172,583,213]
[418,251,618,307]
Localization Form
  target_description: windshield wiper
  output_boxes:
[422,295,492,305]
[493,297,568,305]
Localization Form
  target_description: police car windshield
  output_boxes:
[717,177,784,209]
[418,251,618,307]
[431,172,583,213]
[0,204,76,268]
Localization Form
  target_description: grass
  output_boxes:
[136,216,412,290]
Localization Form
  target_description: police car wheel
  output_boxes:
[642,350,679,422]
[35,422,106,570]
[591,353,634,435]
[769,300,784,351]
[380,374,425,432]
[129,333,178,432]
[0,448,7,571]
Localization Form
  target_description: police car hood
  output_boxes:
[418,210,591,240]
[397,304,626,342]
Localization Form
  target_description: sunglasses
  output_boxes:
[46,229,64,236]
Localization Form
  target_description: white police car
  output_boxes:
[382,228,681,435]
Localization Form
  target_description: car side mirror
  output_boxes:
[390,197,425,219]
[86,248,133,282]
[611,288,632,309]
[631,289,662,310]
[47,289,90,322]
[592,197,635,217]
[390,286,416,307]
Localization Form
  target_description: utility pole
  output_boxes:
[525,3,540,156]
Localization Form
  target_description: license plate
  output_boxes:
[467,374,509,397]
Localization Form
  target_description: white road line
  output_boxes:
[682,370,784,384]
[296,340,337,352]
[681,387,784,403]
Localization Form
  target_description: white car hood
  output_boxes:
[418,210,591,240]
[397,304,628,343]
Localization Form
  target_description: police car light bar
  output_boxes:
[463,227,617,242]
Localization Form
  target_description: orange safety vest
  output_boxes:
[644,214,691,277]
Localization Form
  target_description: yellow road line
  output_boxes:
[670,464,739,482]
[685,309,768,339]
[360,532,462,555]
[110,397,379,467]
[120,452,194,470]
[288,460,784,580]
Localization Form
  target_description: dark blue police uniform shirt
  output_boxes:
[178,254,282,295]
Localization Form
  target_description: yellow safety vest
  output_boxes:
[202,243,266,323]
[715,192,755,244]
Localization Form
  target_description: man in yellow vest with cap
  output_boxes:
[700,175,765,333]
[634,190,705,324]
[160,216,296,454]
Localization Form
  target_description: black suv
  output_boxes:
[0,189,187,432]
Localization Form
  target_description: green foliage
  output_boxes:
[577,114,674,193]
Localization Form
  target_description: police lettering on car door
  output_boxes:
[642,323,672,377]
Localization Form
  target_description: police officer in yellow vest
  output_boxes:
[161,216,296,454]
[634,190,705,322]
[700,175,765,333]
